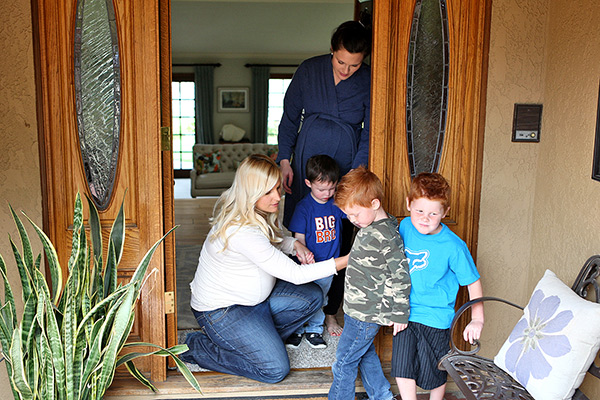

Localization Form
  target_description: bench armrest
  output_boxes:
[447,296,523,356]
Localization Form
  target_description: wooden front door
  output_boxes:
[33,0,172,381]
[371,0,491,360]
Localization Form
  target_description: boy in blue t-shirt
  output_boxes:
[392,173,484,400]
[286,155,345,349]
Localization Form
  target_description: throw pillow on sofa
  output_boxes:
[195,150,222,174]
[267,147,278,161]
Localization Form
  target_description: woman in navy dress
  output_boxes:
[276,20,371,335]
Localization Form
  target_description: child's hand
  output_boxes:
[391,322,408,335]
[463,318,483,344]
[294,241,315,264]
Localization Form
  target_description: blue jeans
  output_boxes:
[328,314,394,400]
[180,280,323,383]
[294,275,333,335]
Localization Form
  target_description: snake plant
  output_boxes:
[0,193,201,399]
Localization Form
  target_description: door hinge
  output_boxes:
[161,126,171,151]
[164,291,175,314]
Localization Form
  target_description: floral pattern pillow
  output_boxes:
[194,150,221,174]
[494,269,600,400]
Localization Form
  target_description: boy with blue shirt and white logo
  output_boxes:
[286,155,346,349]
[392,172,485,400]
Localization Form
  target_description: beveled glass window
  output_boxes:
[74,0,121,210]
[406,0,449,177]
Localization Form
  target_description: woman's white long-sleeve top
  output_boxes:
[189,225,337,311]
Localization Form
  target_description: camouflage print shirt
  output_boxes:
[343,213,411,325]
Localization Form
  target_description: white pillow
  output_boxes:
[220,124,245,142]
[494,269,600,400]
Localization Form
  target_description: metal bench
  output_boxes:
[439,255,600,400]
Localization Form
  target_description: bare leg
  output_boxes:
[396,377,418,400]
[429,383,446,400]
[325,314,343,336]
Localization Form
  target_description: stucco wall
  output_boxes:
[531,1,600,395]
[479,0,600,396]
[0,0,42,397]
[477,0,549,350]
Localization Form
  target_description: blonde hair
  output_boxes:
[211,154,283,249]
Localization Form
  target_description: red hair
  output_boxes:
[334,166,383,208]
[408,173,451,211]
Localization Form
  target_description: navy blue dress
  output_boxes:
[276,54,371,228]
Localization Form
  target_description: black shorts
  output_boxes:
[390,322,450,390]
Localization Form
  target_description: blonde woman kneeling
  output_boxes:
[180,154,348,383]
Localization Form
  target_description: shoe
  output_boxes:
[285,333,303,348]
[305,333,327,349]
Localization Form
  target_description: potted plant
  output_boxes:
[0,193,200,399]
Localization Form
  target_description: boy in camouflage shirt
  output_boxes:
[328,167,411,400]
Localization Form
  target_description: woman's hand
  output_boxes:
[334,254,349,271]
[280,159,294,194]
[294,240,315,264]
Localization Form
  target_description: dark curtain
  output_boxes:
[251,66,270,143]
[194,65,216,144]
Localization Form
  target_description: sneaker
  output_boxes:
[285,333,303,348]
[305,333,327,349]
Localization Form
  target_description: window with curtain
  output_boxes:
[267,74,292,145]
[172,73,195,178]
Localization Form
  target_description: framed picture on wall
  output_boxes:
[217,87,249,112]
[593,81,600,182]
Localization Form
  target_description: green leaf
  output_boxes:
[124,360,157,392]
[0,254,17,331]
[103,240,118,299]
[108,194,126,266]
[9,204,35,272]
[9,237,33,302]
[37,271,66,399]
[21,295,36,354]
[67,194,84,274]
[130,226,178,289]
[39,332,56,400]
[119,342,202,393]
[23,214,63,305]
[97,286,136,393]
[86,193,103,261]
[10,328,33,400]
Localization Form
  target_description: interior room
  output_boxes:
[2,0,600,399]
[170,0,358,374]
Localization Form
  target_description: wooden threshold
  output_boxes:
[103,365,462,399]
[104,367,341,399]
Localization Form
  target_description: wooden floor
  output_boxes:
[173,197,219,246]
[104,197,465,399]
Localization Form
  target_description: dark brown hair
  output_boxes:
[331,21,371,56]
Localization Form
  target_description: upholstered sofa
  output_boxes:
[190,143,278,197]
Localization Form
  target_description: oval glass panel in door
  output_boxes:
[74,0,121,210]
[406,0,449,178]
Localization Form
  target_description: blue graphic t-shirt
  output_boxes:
[399,217,480,329]
[288,195,345,262]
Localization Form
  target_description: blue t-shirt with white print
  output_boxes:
[289,194,345,262]
[399,217,480,329]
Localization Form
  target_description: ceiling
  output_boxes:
[171,0,355,60]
